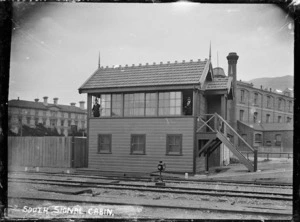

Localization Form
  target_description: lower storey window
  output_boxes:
[131,134,146,154]
[166,134,182,155]
[275,134,282,146]
[98,134,112,153]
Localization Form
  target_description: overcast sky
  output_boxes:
[9,2,294,106]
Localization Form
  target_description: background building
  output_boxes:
[8,97,87,136]
[213,66,293,153]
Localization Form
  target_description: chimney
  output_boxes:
[226,52,239,131]
[43,96,48,106]
[270,88,272,92]
[70,102,76,107]
[79,101,85,110]
[34,98,39,102]
[260,85,263,89]
[53,97,58,105]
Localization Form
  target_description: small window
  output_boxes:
[240,90,245,103]
[98,134,112,153]
[265,140,272,146]
[253,112,258,123]
[275,134,282,146]
[166,134,182,155]
[254,93,258,105]
[267,96,271,108]
[254,133,262,147]
[287,117,292,123]
[278,116,282,123]
[131,134,146,155]
[266,114,270,123]
[239,110,244,121]
[278,98,282,110]
[26,117,31,124]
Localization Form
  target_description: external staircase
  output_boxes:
[197,113,258,172]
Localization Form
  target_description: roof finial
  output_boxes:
[98,51,100,69]
[209,41,211,61]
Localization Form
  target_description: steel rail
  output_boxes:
[9,178,292,201]
[9,171,293,188]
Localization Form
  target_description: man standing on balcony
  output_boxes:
[92,98,101,117]
[184,97,192,115]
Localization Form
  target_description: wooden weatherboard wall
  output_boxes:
[8,137,87,168]
[89,118,194,173]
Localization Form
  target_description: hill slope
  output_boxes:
[248,75,293,91]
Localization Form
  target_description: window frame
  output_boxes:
[130,134,146,155]
[275,134,282,146]
[240,90,245,103]
[239,110,244,121]
[98,134,112,154]
[166,134,183,156]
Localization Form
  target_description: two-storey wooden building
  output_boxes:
[79,52,258,174]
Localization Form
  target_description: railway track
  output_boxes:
[10,170,293,188]
[8,175,292,201]
[8,194,291,219]
[7,172,292,219]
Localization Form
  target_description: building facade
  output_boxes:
[8,97,87,136]
[235,81,293,153]
[79,51,293,173]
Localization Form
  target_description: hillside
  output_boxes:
[248,75,293,91]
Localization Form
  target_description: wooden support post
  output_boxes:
[205,152,209,173]
[254,149,258,172]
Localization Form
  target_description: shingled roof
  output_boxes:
[8,100,86,114]
[204,77,232,91]
[79,59,210,92]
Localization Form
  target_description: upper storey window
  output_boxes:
[278,98,282,110]
[159,92,182,116]
[91,91,187,118]
[240,90,245,103]
[124,93,145,116]
[267,96,271,108]
[254,93,258,105]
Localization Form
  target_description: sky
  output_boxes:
[9,2,294,106]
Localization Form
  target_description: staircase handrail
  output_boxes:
[214,113,255,153]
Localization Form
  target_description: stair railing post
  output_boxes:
[254,149,258,172]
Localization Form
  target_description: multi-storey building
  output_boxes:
[8,97,87,136]
[235,81,293,152]
[213,67,293,153]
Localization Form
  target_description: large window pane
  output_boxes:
[159,92,181,116]
[124,93,145,116]
[100,94,111,117]
[112,94,122,117]
[145,93,157,116]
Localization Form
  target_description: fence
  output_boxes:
[8,137,87,168]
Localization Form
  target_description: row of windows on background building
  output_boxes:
[253,133,282,146]
[240,90,293,112]
[92,92,191,117]
[18,109,86,119]
[20,116,85,127]
[239,110,292,123]
[98,134,182,155]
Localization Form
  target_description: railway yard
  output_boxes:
[6,158,293,220]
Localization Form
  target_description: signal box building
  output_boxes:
[79,52,293,174]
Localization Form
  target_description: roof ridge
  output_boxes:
[100,58,204,69]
